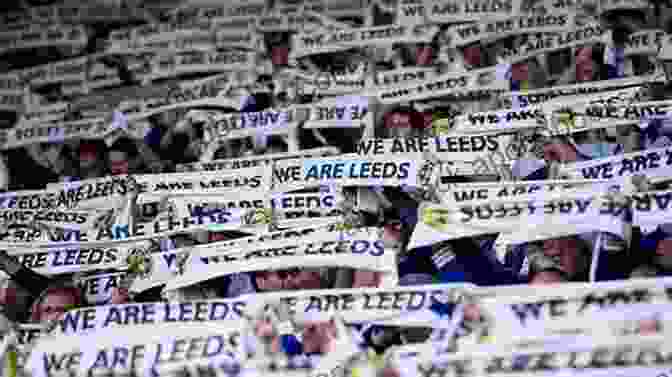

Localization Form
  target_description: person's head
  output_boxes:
[78,141,102,170]
[382,221,402,249]
[284,268,323,290]
[208,232,229,243]
[530,269,568,285]
[654,237,672,270]
[107,138,137,175]
[30,286,82,323]
[352,270,382,288]
[575,46,597,82]
[254,270,296,292]
[384,108,423,138]
[462,44,482,68]
[0,278,31,322]
[300,319,338,354]
[638,317,661,335]
[541,236,589,280]
[416,42,434,66]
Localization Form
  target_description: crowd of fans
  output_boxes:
[0,0,671,376]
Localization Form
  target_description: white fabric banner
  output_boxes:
[599,0,649,13]
[290,24,438,58]
[147,50,256,82]
[272,154,422,193]
[0,116,110,150]
[356,133,517,162]
[501,24,612,65]
[397,0,524,24]
[632,190,672,231]
[131,222,343,293]
[243,284,475,326]
[0,25,87,55]
[498,75,657,109]
[47,166,272,209]
[476,278,672,347]
[624,29,666,56]
[116,90,237,122]
[168,228,397,290]
[452,105,545,134]
[560,145,672,181]
[54,298,248,335]
[418,334,672,376]
[283,66,437,97]
[441,179,616,203]
[177,147,340,172]
[0,208,104,231]
[27,321,245,377]
[204,108,296,140]
[76,271,128,306]
[447,12,575,47]
[547,100,672,136]
[408,194,628,250]
[5,245,126,275]
[373,67,507,105]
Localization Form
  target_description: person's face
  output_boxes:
[416,43,433,66]
[462,45,482,67]
[382,223,401,249]
[36,291,77,322]
[511,62,529,82]
[255,269,307,291]
[542,237,583,278]
[462,303,482,322]
[79,150,98,169]
[0,280,21,307]
[576,48,596,82]
[285,269,322,290]
[654,238,672,270]
[380,367,401,377]
[255,317,276,339]
[386,113,414,138]
[301,320,337,354]
[352,270,382,288]
[638,318,660,335]
[530,270,567,285]
[109,150,129,175]
[209,232,228,242]
[543,142,578,163]
[255,271,287,292]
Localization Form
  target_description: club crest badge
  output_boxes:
[126,247,153,280]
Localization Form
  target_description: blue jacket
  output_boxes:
[436,238,524,286]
